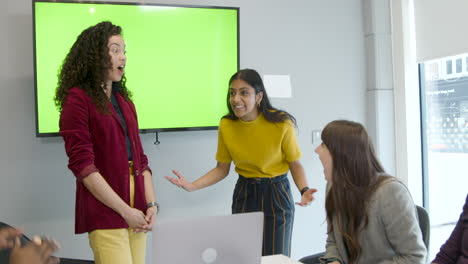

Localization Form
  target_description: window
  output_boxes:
[446,60,453,74]
[420,54,468,259]
[456,58,462,73]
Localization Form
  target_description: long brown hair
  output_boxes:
[54,21,131,113]
[322,120,390,263]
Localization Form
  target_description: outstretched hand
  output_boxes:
[164,170,196,192]
[295,188,318,207]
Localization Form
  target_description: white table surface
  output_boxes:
[261,254,303,264]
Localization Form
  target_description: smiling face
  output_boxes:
[229,79,263,121]
[106,35,126,86]
[315,143,333,182]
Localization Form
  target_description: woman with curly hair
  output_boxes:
[315,120,426,264]
[55,21,157,264]
[165,68,317,257]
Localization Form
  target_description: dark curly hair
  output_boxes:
[54,21,131,113]
[223,68,297,126]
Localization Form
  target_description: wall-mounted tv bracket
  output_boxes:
[154,132,160,145]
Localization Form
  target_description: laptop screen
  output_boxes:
[152,212,264,264]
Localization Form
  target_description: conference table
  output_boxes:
[261,254,303,264]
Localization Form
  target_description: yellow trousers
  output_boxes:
[88,166,147,264]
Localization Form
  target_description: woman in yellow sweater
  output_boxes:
[165,68,316,257]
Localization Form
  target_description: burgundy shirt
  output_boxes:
[60,87,151,234]
[433,194,468,264]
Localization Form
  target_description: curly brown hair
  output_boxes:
[54,21,132,113]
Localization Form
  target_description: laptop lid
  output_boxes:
[152,212,264,264]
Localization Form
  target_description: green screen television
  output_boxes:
[33,0,239,136]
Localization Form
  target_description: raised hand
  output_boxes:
[295,188,318,207]
[164,170,196,192]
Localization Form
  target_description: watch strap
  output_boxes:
[146,201,160,213]
[300,187,310,196]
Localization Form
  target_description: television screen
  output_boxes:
[33,1,239,136]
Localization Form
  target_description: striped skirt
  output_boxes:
[231,173,295,257]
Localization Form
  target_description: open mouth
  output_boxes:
[117,65,125,74]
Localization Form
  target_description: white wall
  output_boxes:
[362,0,396,176]
[2,0,367,262]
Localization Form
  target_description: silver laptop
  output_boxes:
[152,212,264,264]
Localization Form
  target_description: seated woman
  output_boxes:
[315,120,427,264]
[432,194,467,264]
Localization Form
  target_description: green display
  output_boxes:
[34,1,238,135]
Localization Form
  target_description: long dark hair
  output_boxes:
[54,21,131,113]
[223,68,296,126]
[322,120,390,263]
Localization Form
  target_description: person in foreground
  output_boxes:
[0,225,59,264]
[315,120,426,264]
[432,193,468,264]
[165,68,317,257]
[55,21,157,264]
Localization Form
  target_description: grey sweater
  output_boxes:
[321,179,427,264]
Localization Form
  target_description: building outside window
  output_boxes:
[420,53,468,259]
